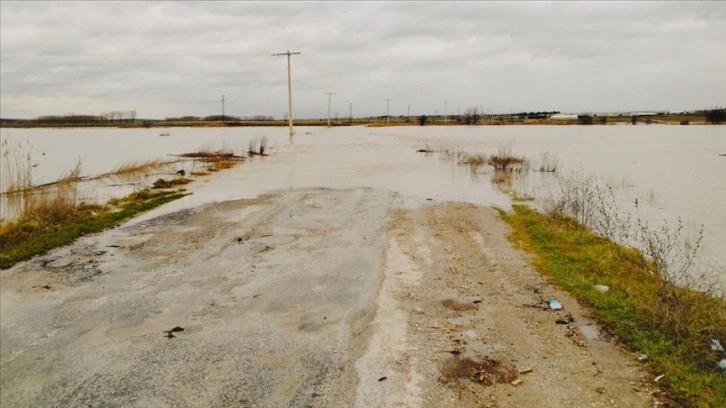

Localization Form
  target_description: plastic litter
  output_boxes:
[710,339,724,352]
[593,284,610,293]
[654,374,665,382]
[637,353,648,362]
[718,359,726,371]
[547,299,563,311]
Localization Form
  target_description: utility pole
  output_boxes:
[221,95,226,121]
[349,102,353,125]
[325,92,335,127]
[385,99,392,125]
[444,100,448,124]
[407,105,410,122]
[272,50,301,139]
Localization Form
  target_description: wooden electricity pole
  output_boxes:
[273,50,301,139]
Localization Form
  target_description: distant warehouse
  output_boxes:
[550,114,578,120]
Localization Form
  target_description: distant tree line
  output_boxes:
[35,111,137,123]
[36,114,104,123]
[697,108,725,124]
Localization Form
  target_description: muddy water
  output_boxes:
[1,125,724,284]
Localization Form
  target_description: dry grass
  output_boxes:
[152,177,192,189]
[177,147,245,173]
[1,150,82,227]
[459,153,487,166]
[103,159,170,181]
[1,138,34,194]
[488,155,528,172]
[208,160,238,171]
[179,151,235,159]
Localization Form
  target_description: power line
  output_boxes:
[272,50,301,140]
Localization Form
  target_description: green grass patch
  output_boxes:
[0,189,189,269]
[501,205,726,407]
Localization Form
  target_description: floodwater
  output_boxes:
[1,125,724,285]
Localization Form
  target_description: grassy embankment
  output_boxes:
[425,145,725,406]
[500,192,725,407]
[1,144,246,269]
[0,189,188,269]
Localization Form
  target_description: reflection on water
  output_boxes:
[1,125,724,284]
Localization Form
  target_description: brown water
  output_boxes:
[1,125,724,285]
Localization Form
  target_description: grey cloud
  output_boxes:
[1,1,724,119]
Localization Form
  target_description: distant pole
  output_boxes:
[325,92,335,127]
[273,50,301,139]
[407,105,410,122]
[385,99,392,125]
[349,102,353,124]
[444,100,447,124]
[221,95,226,121]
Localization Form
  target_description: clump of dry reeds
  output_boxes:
[488,154,528,172]
[1,138,35,195]
[1,158,83,228]
[104,159,170,182]
[458,153,488,172]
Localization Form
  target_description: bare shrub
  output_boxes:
[247,137,269,157]
[259,136,268,156]
[539,169,724,344]
[535,151,560,173]
[248,138,259,156]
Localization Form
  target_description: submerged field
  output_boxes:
[1,125,724,406]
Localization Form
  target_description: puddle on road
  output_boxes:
[579,325,601,341]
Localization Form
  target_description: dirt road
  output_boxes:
[1,187,657,407]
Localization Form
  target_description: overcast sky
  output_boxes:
[1,1,724,120]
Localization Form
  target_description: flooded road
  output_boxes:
[3,124,722,280]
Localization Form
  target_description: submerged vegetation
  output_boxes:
[0,140,261,269]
